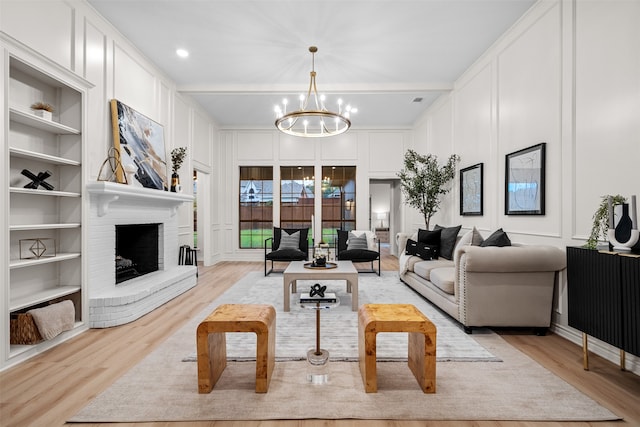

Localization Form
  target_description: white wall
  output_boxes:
[0,0,217,256]
[411,0,640,374]
[214,129,411,264]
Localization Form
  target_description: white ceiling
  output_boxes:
[87,0,536,129]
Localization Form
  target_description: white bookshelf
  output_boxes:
[2,39,91,369]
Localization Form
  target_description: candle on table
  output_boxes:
[608,196,614,229]
[631,195,637,230]
[311,215,315,243]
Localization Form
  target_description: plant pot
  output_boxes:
[33,110,52,121]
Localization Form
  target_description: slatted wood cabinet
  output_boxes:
[566,246,640,369]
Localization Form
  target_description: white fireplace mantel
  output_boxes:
[87,181,193,217]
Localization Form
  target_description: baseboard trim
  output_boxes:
[551,323,640,376]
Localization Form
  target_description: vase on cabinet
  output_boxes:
[608,200,639,251]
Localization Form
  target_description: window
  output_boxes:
[280,166,314,244]
[239,167,273,248]
[321,166,356,245]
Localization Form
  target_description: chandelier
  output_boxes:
[274,46,356,138]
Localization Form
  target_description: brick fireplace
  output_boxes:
[87,182,197,328]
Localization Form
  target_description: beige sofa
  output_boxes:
[397,231,566,334]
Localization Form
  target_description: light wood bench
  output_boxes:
[358,303,437,393]
[196,304,276,393]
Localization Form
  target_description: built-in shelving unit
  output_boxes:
[2,37,91,370]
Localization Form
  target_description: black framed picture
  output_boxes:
[460,163,483,216]
[505,143,546,215]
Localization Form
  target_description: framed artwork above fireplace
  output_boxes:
[110,99,167,190]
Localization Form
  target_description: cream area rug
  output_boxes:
[181,271,499,362]
[69,272,620,422]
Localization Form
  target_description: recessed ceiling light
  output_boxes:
[176,49,189,58]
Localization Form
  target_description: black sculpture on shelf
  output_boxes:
[22,169,54,190]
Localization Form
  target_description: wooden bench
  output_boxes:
[196,304,276,393]
[358,303,437,393]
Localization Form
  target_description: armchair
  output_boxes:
[336,230,381,275]
[264,227,309,275]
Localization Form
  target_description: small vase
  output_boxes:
[170,172,180,192]
[614,203,633,243]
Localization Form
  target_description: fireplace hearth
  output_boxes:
[87,181,197,328]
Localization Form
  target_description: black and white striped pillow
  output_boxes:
[347,232,368,250]
[279,230,300,250]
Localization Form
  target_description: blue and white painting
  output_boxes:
[110,99,167,190]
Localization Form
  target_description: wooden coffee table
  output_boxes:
[283,261,358,311]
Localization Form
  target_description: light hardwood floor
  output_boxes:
[1,248,639,427]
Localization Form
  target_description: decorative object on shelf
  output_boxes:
[505,143,546,215]
[460,163,483,216]
[10,312,43,345]
[97,147,128,184]
[21,169,54,190]
[170,147,187,192]
[607,195,638,251]
[274,46,356,138]
[30,101,54,120]
[313,254,327,267]
[309,283,327,298]
[20,238,56,259]
[585,194,626,249]
[110,99,167,190]
[397,149,460,229]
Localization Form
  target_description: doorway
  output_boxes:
[193,168,211,265]
[369,179,402,257]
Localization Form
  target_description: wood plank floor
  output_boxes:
[1,248,639,427]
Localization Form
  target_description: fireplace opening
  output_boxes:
[115,223,159,284]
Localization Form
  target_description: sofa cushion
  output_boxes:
[417,228,441,258]
[338,248,379,261]
[429,267,455,295]
[406,239,438,260]
[480,228,511,247]
[434,224,462,260]
[413,259,454,281]
[265,247,306,260]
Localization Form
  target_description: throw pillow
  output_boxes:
[480,228,512,247]
[417,228,442,246]
[434,224,462,260]
[454,226,484,251]
[279,230,301,250]
[405,239,439,260]
[349,230,376,251]
[347,232,368,250]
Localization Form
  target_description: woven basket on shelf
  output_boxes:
[10,312,43,345]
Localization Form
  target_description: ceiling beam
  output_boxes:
[177,82,454,95]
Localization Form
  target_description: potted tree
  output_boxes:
[170,147,187,192]
[397,149,460,229]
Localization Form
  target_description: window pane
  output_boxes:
[321,166,356,245]
[239,166,273,249]
[280,166,314,245]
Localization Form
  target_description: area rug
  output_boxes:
[181,271,499,362]
[69,272,620,422]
